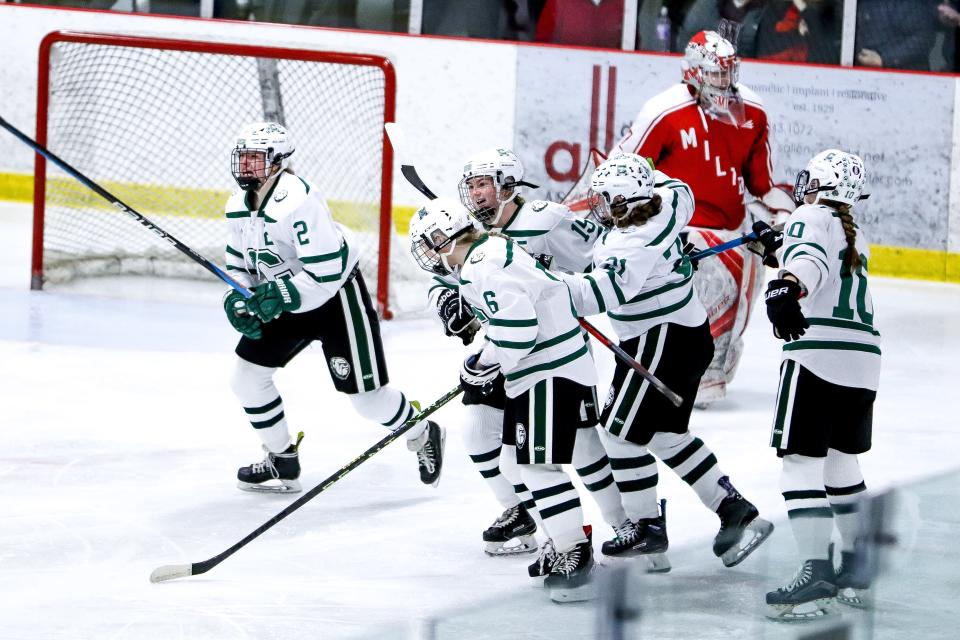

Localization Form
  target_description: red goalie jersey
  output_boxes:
[612,83,774,231]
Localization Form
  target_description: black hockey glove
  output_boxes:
[747,221,783,268]
[460,353,501,397]
[764,279,808,342]
[437,288,480,345]
[223,290,263,340]
[674,241,702,272]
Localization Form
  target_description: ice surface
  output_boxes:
[1,202,958,639]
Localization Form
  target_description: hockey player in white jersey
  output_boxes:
[222,122,444,493]
[410,198,599,603]
[454,148,633,561]
[561,153,773,569]
[763,150,880,620]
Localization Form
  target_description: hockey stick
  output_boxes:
[578,319,683,408]
[684,223,785,268]
[0,115,253,299]
[150,384,463,583]
[385,122,683,408]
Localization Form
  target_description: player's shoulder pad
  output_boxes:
[640,84,696,118]
[263,172,312,220]
[225,188,248,213]
[462,234,511,273]
[785,204,834,232]
[526,199,571,222]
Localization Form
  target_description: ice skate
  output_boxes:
[835,549,872,608]
[713,477,773,567]
[483,504,537,556]
[765,559,838,621]
[529,525,592,586]
[407,420,445,487]
[545,539,597,603]
[600,500,671,573]
[237,432,303,493]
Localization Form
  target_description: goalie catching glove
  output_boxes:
[223,290,263,340]
[460,352,501,397]
[764,278,808,342]
[746,221,783,268]
[436,288,480,345]
[245,278,302,322]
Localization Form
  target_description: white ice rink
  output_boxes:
[1,201,958,639]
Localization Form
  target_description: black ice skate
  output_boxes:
[600,500,670,573]
[544,538,596,603]
[529,525,592,585]
[766,559,838,621]
[713,476,774,567]
[483,504,537,556]
[835,549,872,608]
[236,432,304,494]
[407,420,445,487]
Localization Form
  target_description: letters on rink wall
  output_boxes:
[0,3,957,281]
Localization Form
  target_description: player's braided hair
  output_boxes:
[833,203,861,269]
[616,193,662,229]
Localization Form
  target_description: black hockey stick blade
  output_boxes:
[0,115,252,298]
[384,122,437,201]
[401,164,437,200]
[149,384,463,583]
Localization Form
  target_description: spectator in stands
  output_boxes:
[739,0,840,64]
[854,0,941,70]
[534,0,626,48]
[677,0,764,52]
[936,1,960,71]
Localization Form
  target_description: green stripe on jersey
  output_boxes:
[505,344,589,382]
[530,327,582,354]
[783,242,827,263]
[488,317,537,327]
[646,190,678,247]
[783,340,881,355]
[806,317,880,335]
[608,288,693,322]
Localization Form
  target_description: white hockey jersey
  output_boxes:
[562,172,707,341]
[499,199,603,273]
[777,204,881,391]
[458,234,598,396]
[223,171,361,312]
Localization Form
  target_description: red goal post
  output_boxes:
[32,31,399,317]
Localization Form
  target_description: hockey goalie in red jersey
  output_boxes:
[611,30,795,407]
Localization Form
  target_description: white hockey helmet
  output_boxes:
[587,153,656,227]
[794,149,866,207]
[409,197,479,276]
[231,122,295,191]
[682,31,743,124]
[458,148,538,227]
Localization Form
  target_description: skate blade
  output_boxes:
[237,479,302,494]
[722,518,774,567]
[547,571,597,603]
[765,597,836,621]
[485,535,537,556]
[837,587,871,609]
[601,551,671,574]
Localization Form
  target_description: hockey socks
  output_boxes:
[230,359,291,453]
[648,431,726,511]
[573,427,627,527]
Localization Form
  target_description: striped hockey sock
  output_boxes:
[573,427,627,527]
[649,432,726,511]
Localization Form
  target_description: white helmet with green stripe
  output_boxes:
[409,197,479,276]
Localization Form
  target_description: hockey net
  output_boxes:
[32,31,422,317]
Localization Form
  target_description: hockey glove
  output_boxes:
[764,279,808,342]
[245,278,302,323]
[460,353,501,397]
[223,290,263,340]
[674,241,701,272]
[747,221,783,268]
[437,288,480,346]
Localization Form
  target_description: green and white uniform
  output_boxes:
[460,234,597,397]
[562,172,706,338]
[777,205,881,391]
[224,171,360,310]
[500,199,603,273]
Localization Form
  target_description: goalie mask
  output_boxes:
[409,198,479,276]
[587,153,656,227]
[458,148,538,227]
[682,31,744,126]
[794,149,867,207]
[231,122,295,192]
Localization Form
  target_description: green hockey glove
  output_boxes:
[245,278,302,322]
[223,290,263,340]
